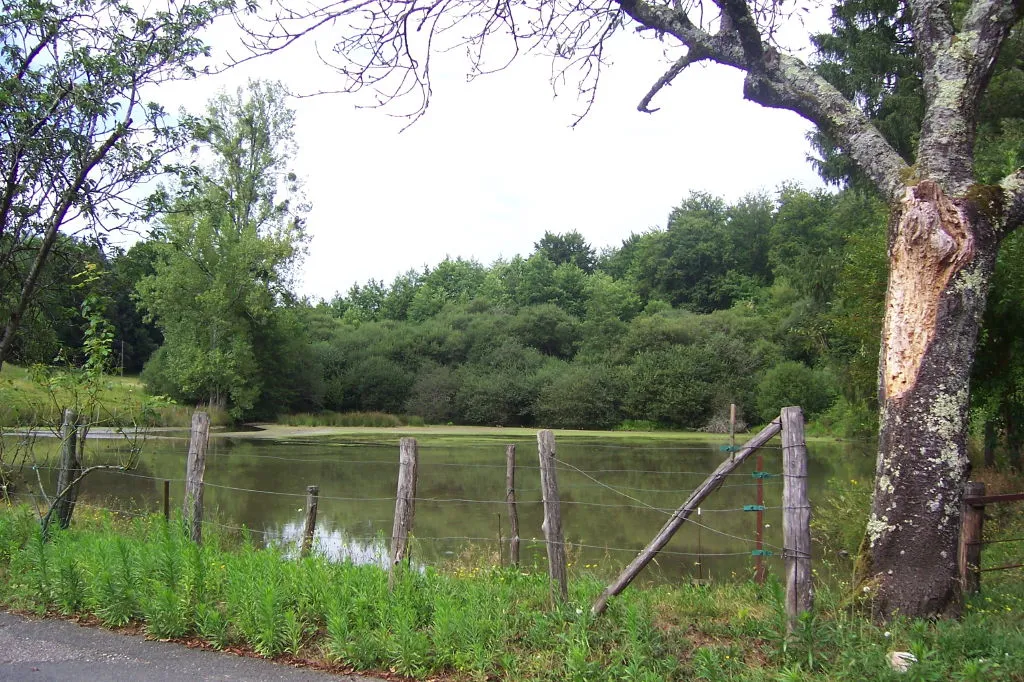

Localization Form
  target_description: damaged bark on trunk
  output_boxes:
[864,181,1001,617]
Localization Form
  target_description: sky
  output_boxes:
[152,6,832,301]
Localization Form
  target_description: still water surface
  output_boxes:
[16,431,875,584]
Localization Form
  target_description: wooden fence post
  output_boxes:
[959,481,986,596]
[389,437,419,589]
[781,406,812,631]
[537,430,568,604]
[506,444,520,567]
[301,485,319,558]
[729,403,736,458]
[163,480,170,522]
[53,408,81,530]
[183,411,210,544]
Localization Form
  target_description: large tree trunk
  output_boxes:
[864,181,1001,618]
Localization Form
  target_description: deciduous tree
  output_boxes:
[0,0,226,369]
[138,81,307,417]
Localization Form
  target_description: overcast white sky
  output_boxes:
[152,7,832,301]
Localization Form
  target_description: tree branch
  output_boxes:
[715,0,762,66]
[0,121,132,368]
[638,48,708,113]
[617,0,909,203]
[40,465,128,535]
[912,0,1023,187]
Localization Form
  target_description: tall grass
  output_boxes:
[0,502,1021,681]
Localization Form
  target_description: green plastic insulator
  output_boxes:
[751,471,778,479]
[751,549,773,557]
[719,445,739,452]
[743,505,766,512]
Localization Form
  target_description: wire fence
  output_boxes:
[1,430,823,583]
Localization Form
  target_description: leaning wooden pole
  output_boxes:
[592,417,782,616]
[301,485,319,558]
[781,406,813,630]
[537,430,568,604]
[389,437,419,589]
[506,444,520,567]
[182,411,210,545]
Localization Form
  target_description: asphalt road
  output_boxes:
[0,612,382,681]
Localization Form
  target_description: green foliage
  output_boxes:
[534,230,598,273]
[278,411,424,427]
[812,477,873,564]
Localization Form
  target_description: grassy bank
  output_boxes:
[0,364,228,429]
[0,504,1021,681]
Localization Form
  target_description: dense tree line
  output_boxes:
[287,191,883,432]
[15,174,1022,458]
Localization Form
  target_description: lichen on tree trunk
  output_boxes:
[864,181,999,618]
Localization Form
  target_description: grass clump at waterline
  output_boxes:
[1,506,1022,681]
[277,411,426,428]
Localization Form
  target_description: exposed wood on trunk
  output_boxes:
[593,418,782,616]
[183,411,210,545]
[389,437,418,589]
[883,181,974,402]
[782,407,813,629]
[537,430,567,604]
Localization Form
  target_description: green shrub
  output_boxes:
[533,362,623,429]
[756,361,836,421]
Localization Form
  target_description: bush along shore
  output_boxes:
[0,504,1022,682]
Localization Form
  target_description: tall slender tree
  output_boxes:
[138,81,307,417]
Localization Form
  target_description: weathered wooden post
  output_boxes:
[182,411,210,544]
[781,406,812,631]
[163,480,170,522]
[389,437,419,589]
[301,485,319,558]
[958,481,986,596]
[506,444,520,567]
[53,408,81,530]
[537,430,568,604]
[729,403,736,459]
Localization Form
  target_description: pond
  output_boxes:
[5,429,876,584]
